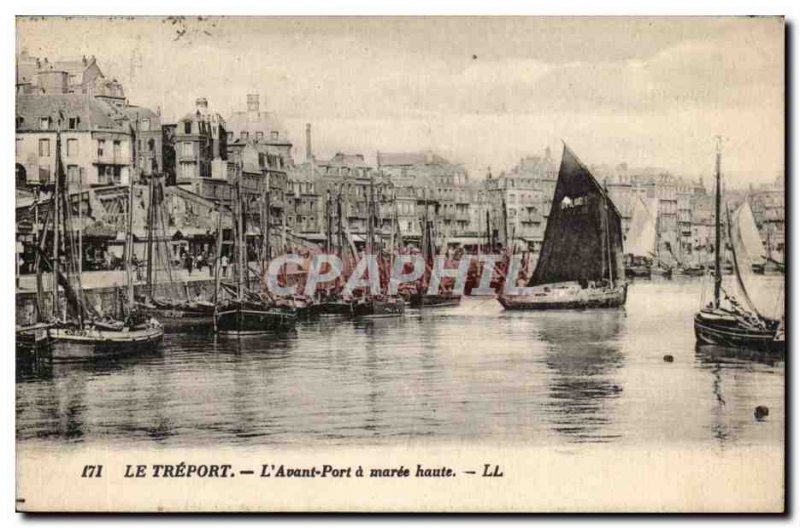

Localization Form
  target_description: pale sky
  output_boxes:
[17,16,784,186]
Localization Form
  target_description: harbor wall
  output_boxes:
[15,276,264,326]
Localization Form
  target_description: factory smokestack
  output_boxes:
[305,123,313,162]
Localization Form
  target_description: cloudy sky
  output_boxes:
[17,16,784,186]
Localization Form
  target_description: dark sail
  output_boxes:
[529,144,624,287]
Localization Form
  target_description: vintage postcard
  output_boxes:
[14,16,785,512]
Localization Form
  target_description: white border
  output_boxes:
[2,1,796,525]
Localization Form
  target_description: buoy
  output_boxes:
[754,406,769,420]
[663,354,674,363]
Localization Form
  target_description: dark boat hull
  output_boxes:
[310,301,354,316]
[16,324,53,357]
[352,298,406,318]
[498,283,627,311]
[409,293,462,308]
[214,307,296,336]
[680,266,707,277]
[624,265,651,278]
[694,311,784,354]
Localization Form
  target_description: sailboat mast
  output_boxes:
[125,167,136,315]
[146,171,155,292]
[236,161,245,302]
[213,205,223,305]
[605,196,614,287]
[52,129,61,320]
[264,189,271,264]
[367,176,374,255]
[713,137,722,308]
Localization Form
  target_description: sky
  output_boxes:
[16,16,784,187]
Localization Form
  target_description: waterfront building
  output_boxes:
[378,150,469,243]
[16,94,134,188]
[165,97,229,200]
[750,175,786,258]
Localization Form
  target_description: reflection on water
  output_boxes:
[538,311,624,443]
[17,277,784,449]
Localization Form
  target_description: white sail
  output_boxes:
[727,202,773,318]
[735,201,766,265]
[625,194,657,258]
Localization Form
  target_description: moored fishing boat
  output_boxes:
[408,291,461,308]
[213,158,297,336]
[352,295,406,318]
[694,139,784,354]
[31,125,164,360]
[49,317,163,360]
[499,143,627,310]
[624,194,657,279]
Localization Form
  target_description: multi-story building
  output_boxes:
[481,150,557,251]
[226,94,293,169]
[166,97,229,201]
[122,105,163,177]
[16,94,134,188]
[378,150,469,241]
[286,162,323,235]
[675,178,695,260]
[16,51,126,107]
[750,175,785,259]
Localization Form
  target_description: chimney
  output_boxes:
[36,69,68,94]
[195,97,208,114]
[247,94,259,113]
[305,123,313,162]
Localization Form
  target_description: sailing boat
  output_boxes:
[498,144,627,310]
[733,200,769,275]
[213,160,297,335]
[45,128,163,359]
[351,175,405,318]
[624,194,657,278]
[693,140,784,353]
[408,193,461,308]
[309,189,357,316]
[136,170,216,324]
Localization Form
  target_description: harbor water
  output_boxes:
[16,276,785,450]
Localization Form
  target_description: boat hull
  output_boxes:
[498,283,627,311]
[48,324,164,360]
[310,301,354,316]
[624,265,651,278]
[409,293,462,308]
[16,324,53,356]
[214,307,296,336]
[694,311,784,354]
[352,298,406,318]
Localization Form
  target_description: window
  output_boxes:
[38,138,51,157]
[97,139,105,157]
[39,117,50,130]
[16,116,24,128]
[67,165,79,185]
[240,131,249,141]
[184,121,192,134]
[66,139,78,157]
[182,142,192,156]
[270,131,279,140]
[256,131,264,141]
[182,164,193,179]
[68,117,80,130]
[141,118,150,132]
[113,140,121,158]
